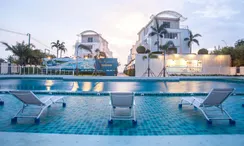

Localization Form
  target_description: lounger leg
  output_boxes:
[132,107,137,125]
[198,108,211,123]
[11,104,27,123]
[242,104,244,107]
[221,109,236,125]
[0,99,4,105]
[36,106,47,119]
[178,99,183,108]
[108,106,113,124]
[62,98,66,107]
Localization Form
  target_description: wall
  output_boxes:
[0,63,8,74]
[230,67,244,75]
[81,35,99,43]
[135,54,231,77]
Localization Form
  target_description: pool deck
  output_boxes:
[0,132,243,146]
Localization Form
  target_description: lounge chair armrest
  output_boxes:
[42,96,54,104]
[193,97,204,104]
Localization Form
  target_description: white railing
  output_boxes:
[0,65,75,75]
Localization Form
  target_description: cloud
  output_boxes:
[194,5,239,19]
[190,0,240,19]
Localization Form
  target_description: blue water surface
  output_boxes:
[0,79,244,93]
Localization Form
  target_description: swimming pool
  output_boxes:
[0,94,244,135]
[0,78,244,93]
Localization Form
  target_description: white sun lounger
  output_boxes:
[108,92,137,124]
[0,97,4,105]
[9,91,66,124]
[178,88,235,125]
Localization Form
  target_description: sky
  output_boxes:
[0,0,244,72]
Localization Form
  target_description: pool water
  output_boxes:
[0,79,244,93]
[0,94,244,135]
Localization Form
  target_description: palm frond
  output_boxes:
[1,42,12,50]
[78,44,92,53]
[158,24,168,33]
[154,41,159,45]
[149,31,157,37]
[184,38,190,41]
[193,34,202,38]
[150,26,157,33]
[189,30,193,38]
[192,39,200,46]
[154,18,160,29]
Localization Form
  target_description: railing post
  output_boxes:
[46,66,48,75]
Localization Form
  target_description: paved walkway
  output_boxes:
[0,132,244,146]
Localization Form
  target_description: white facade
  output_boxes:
[126,11,190,65]
[135,54,232,77]
[74,30,113,58]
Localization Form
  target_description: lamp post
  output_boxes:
[163,50,166,77]
[76,47,79,76]
[27,33,31,47]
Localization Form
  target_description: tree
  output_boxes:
[6,56,16,63]
[136,46,146,53]
[159,41,176,54]
[136,46,150,54]
[149,18,168,51]
[184,31,202,53]
[75,44,92,75]
[29,49,47,65]
[59,43,67,58]
[234,39,244,47]
[51,40,65,58]
[1,41,34,65]
[77,44,92,57]
[0,58,5,63]
[198,48,208,54]
[94,49,107,59]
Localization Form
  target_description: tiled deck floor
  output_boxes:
[0,94,244,135]
[1,132,244,146]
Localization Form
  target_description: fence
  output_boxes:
[0,65,75,75]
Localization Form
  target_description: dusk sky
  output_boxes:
[1,0,244,71]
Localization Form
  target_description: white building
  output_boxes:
[126,10,190,65]
[74,30,113,58]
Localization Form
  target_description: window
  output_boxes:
[164,33,178,39]
[88,37,93,42]
[163,22,170,28]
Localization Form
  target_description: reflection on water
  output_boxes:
[71,82,79,92]
[45,80,54,91]
[82,82,92,91]
[94,82,104,92]
[0,79,244,93]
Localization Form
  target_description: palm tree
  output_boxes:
[59,43,67,58]
[149,18,168,51]
[94,49,107,59]
[75,44,92,75]
[51,40,65,58]
[77,44,92,57]
[1,41,34,65]
[184,31,202,53]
